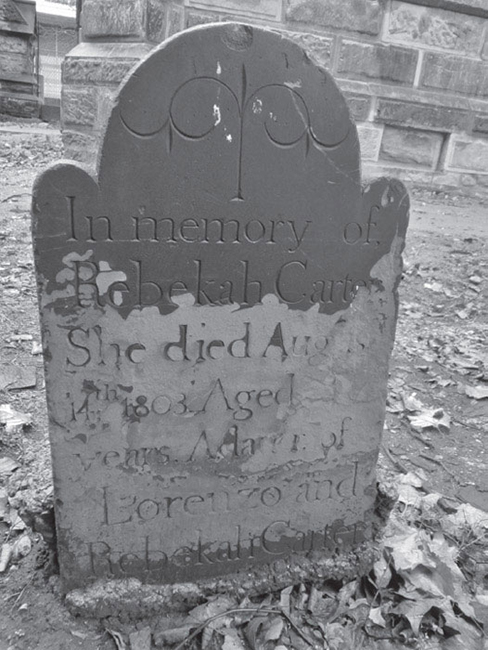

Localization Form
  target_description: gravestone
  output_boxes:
[32,23,409,598]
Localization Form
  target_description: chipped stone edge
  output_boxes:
[65,537,378,619]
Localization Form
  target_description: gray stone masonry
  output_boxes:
[60,0,488,195]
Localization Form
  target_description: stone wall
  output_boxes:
[62,0,488,195]
[0,0,39,118]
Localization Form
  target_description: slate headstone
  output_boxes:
[32,23,409,592]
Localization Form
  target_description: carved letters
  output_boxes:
[33,24,409,590]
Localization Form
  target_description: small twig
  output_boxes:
[173,606,320,650]
[380,444,408,473]
[1,193,31,203]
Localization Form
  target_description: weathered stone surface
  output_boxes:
[273,29,333,69]
[0,33,29,53]
[483,33,488,60]
[344,93,371,122]
[286,0,384,36]
[448,136,488,172]
[186,0,282,21]
[63,43,154,86]
[187,11,219,28]
[380,126,443,167]
[63,57,139,85]
[62,87,97,126]
[0,94,39,118]
[0,51,30,75]
[357,124,383,161]
[62,130,99,165]
[387,1,485,54]
[473,114,488,135]
[147,0,167,43]
[420,52,488,98]
[167,5,184,37]
[375,98,471,132]
[337,41,418,85]
[33,24,408,593]
[400,0,488,20]
[81,0,146,39]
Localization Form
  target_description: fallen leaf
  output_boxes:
[106,629,127,650]
[280,585,293,615]
[244,616,267,650]
[465,385,488,400]
[409,408,450,433]
[222,631,247,650]
[263,617,284,641]
[0,404,32,433]
[385,530,435,571]
[0,456,20,480]
[369,607,386,627]
[0,542,13,572]
[12,535,31,560]
[129,627,151,650]
[395,595,449,635]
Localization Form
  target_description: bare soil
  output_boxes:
[1,120,488,649]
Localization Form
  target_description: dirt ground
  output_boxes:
[1,120,488,649]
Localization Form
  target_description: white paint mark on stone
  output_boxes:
[284,80,302,89]
[226,133,233,142]
[213,104,221,126]
[252,98,263,114]
[171,293,196,307]
[216,62,222,75]
[56,250,93,284]
[95,261,127,296]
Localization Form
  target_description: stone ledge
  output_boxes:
[0,92,40,118]
[362,162,488,197]
[401,0,488,20]
[336,78,488,115]
[64,42,155,60]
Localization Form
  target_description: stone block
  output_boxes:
[0,52,31,76]
[167,5,184,37]
[473,115,488,135]
[399,0,488,20]
[62,87,97,127]
[186,11,219,27]
[344,94,371,122]
[81,0,146,39]
[387,1,485,55]
[273,29,333,69]
[0,94,39,118]
[63,57,139,85]
[185,0,282,21]
[357,124,383,161]
[0,34,29,54]
[448,136,488,172]
[337,41,418,85]
[286,0,384,36]
[147,0,167,43]
[62,130,99,166]
[379,126,443,167]
[375,98,471,132]
[420,52,488,98]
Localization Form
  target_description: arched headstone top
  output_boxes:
[34,23,407,319]
[100,23,357,203]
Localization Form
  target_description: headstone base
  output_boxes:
[65,541,377,618]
